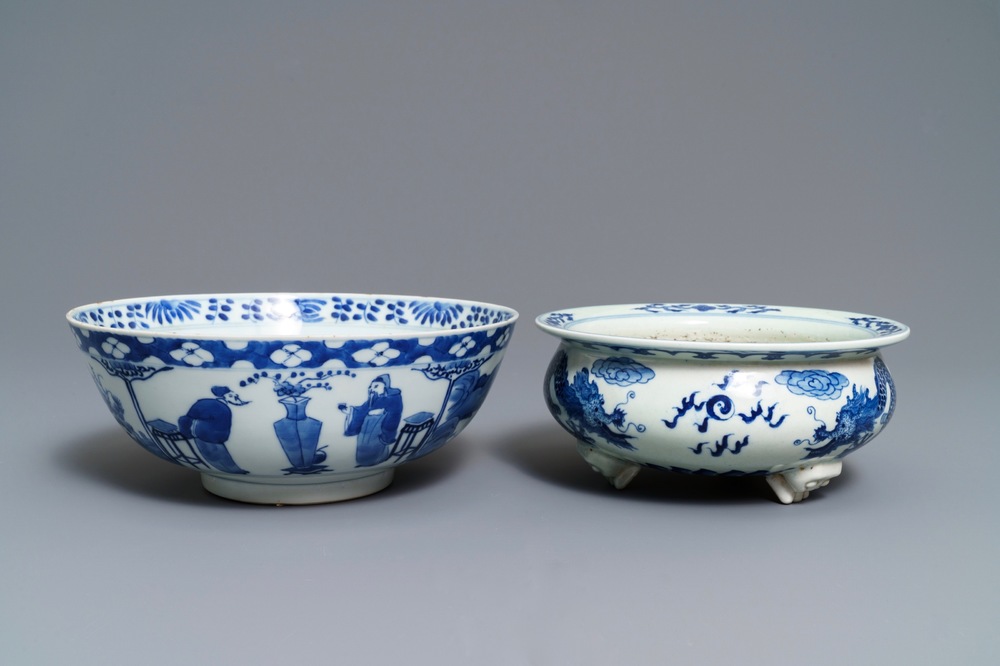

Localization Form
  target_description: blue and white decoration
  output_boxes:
[545,352,651,451]
[591,357,655,387]
[540,312,575,327]
[73,295,511,331]
[239,369,357,474]
[634,303,781,315]
[536,302,909,361]
[848,316,906,335]
[545,349,896,479]
[775,369,849,400]
[538,303,907,503]
[793,357,895,461]
[658,362,893,462]
[71,295,513,373]
[83,349,507,477]
[662,371,790,458]
[69,294,516,502]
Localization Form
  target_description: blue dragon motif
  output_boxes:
[796,357,894,460]
[546,351,644,450]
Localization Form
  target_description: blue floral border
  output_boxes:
[543,304,903,335]
[71,295,513,332]
[72,324,515,370]
[572,340,880,360]
[635,303,781,316]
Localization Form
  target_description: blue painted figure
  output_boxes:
[340,375,404,467]
[178,386,250,474]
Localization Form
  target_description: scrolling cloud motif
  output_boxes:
[775,369,849,400]
[591,357,655,387]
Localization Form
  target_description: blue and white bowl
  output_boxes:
[536,304,909,503]
[68,293,517,504]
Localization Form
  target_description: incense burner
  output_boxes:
[536,304,908,503]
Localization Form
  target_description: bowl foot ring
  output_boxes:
[201,469,395,505]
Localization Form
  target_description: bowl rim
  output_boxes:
[535,302,909,353]
[67,292,518,341]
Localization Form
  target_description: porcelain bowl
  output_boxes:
[536,303,909,503]
[68,293,517,504]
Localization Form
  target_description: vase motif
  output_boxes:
[274,397,325,470]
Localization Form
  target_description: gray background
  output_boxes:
[2,2,998,664]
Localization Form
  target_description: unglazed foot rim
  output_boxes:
[766,461,843,504]
[577,442,641,490]
[201,469,395,505]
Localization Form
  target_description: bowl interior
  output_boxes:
[69,293,517,339]
[573,314,869,344]
[537,303,908,353]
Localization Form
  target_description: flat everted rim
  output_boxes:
[535,303,909,353]
[67,292,518,341]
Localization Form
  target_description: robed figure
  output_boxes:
[341,375,403,466]
[178,386,249,474]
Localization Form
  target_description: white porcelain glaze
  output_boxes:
[537,303,908,504]
[69,293,517,504]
